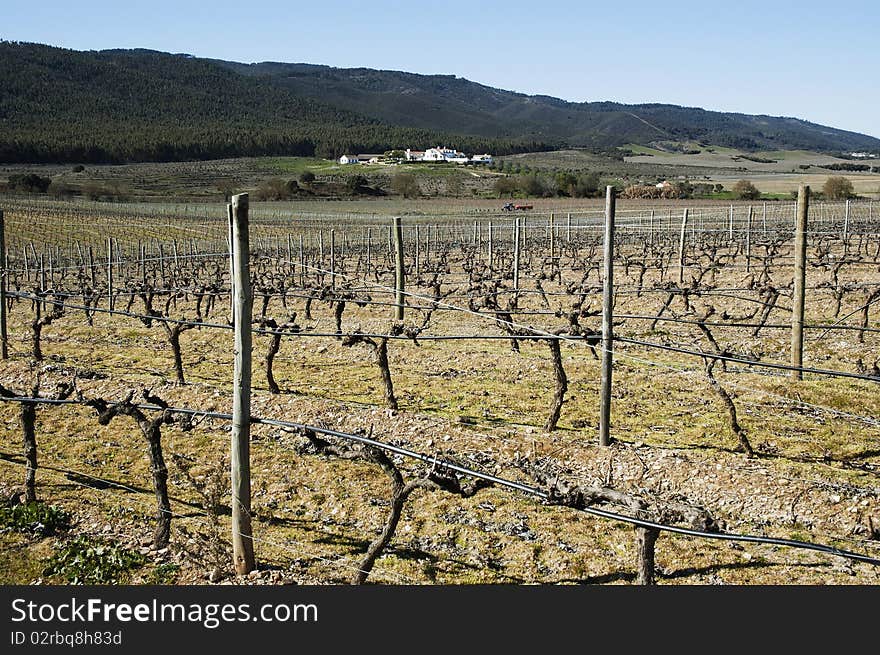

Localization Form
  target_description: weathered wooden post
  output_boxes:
[791,185,809,381]
[366,227,372,271]
[513,217,521,292]
[330,228,336,290]
[424,223,430,266]
[0,209,7,359]
[729,204,734,241]
[107,237,114,311]
[226,204,235,324]
[843,199,850,253]
[414,225,420,278]
[566,212,572,243]
[230,193,256,575]
[677,208,688,285]
[745,205,753,273]
[488,220,493,270]
[549,213,555,265]
[87,245,96,288]
[599,186,616,447]
[299,235,305,288]
[393,217,405,321]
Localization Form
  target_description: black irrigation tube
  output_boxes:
[616,336,880,383]
[0,395,877,567]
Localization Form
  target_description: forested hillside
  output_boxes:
[2,42,878,163]
[0,43,546,163]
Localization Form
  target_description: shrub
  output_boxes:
[43,536,146,584]
[8,173,52,194]
[732,179,761,200]
[823,176,854,200]
[0,502,70,537]
[255,177,292,201]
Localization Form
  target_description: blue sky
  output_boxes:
[4,0,878,138]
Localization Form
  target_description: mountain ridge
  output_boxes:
[1,41,878,163]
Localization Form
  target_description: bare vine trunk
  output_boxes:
[21,401,38,503]
[636,526,660,585]
[144,424,172,548]
[544,338,567,432]
[265,332,282,394]
[376,338,397,410]
[704,360,754,456]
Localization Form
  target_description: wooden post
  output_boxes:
[299,235,305,288]
[107,237,114,311]
[487,220,493,270]
[227,204,235,324]
[230,193,256,575]
[366,227,372,272]
[566,212,572,243]
[729,205,734,241]
[414,225,420,278]
[330,228,336,290]
[158,243,166,284]
[677,208,688,285]
[393,217,405,321]
[549,213,555,264]
[791,185,809,381]
[599,186,616,447]
[745,205,753,273]
[513,217,521,291]
[0,209,7,359]
[425,223,430,266]
[843,199,850,252]
[88,245,96,288]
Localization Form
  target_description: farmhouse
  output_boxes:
[358,154,384,164]
[405,149,425,161]
[471,153,493,164]
[339,154,359,164]
[423,146,466,162]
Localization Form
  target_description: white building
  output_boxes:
[423,146,465,162]
[405,149,425,161]
[339,154,359,164]
[471,154,493,164]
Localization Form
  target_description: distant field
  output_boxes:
[712,172,880,196]
[2,151,878,203]
[624,145,851,172]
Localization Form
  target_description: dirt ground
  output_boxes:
[1,209,879,586]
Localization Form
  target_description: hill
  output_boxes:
[213,61,880,153]
[0,43,541,163]
[1,41,878,163]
